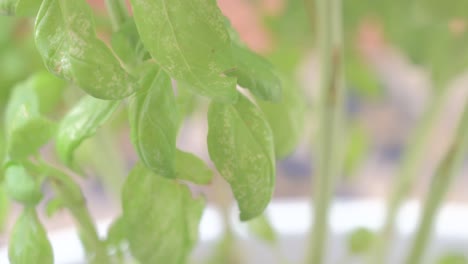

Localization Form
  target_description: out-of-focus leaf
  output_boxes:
[56,95,119,166]
[345,54,381,98]
[130,66,178,178]
[228,44,282,102]
[5,163,43,205]
[208,94,276,221]
[437,253,468,264]
[0,184,9,232]
[175,150,213,185]
[5,76,55,160]
[347,227,375,255]
[35,0,138,99]
[111,18,146,67]
[343,124,370,177]
[248,214,277,243]
[32,71,66,114]
[45,197,64,217]
[122,163,204,264]
[130,0,238,103]
[9,208,53,264]
[259,77,306,158]
[0,0,41,16]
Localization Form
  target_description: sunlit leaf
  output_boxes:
[0,0,41,16]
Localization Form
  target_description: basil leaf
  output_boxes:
[0,0,40,16]
[111,19,146,67]
[176,150,213,185]
[9,208,53,264]
[32,71,66,114]
[5,164,43,206]
[130,0,238,103]
[228,44,282,102]
[248,214,277,243]
[56,95,119,166]
[207,94,276,221]
[122,163,204,264]
[35,0,137,99]
[130,67,178,178]
[5,77,55,160]
[258,77,306,158]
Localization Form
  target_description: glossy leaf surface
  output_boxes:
[130,0,238,102]
[122,163,204,264]
[130,67,178,178]
[208,94,275,221]
[35,0,137,99]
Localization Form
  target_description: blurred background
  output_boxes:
[1,0,468,263]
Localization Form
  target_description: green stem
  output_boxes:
[405,102,468,264]
[40,162,111,264]
[105,0,129,31]
[305,0,345,263]
[371,89,449,264]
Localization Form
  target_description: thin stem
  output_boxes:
[371,89,449,263]
[405,102,468,264]
[105,0,129,31]
[305,0,345,263]
[40,162,111,264]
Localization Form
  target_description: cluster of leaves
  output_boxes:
[0,0,308,263]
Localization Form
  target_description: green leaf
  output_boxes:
[31,71,66,114]
[9,208,53,264]
[347,228,375,255]
[0,184,10,231]
[111,18,146,67]
[437,253,468,264]
[45,198,64,217]
[248,214,277,243]
[343,125,370,177]
[5,164,43,205]
[176,150,214,185]
[130,66,178,178]
[5,77,55,160]
[35,0,138,99]
[130,0,238,103]
[0,0,41,16]
[56,95,119,166]
[207,94,276,221]
[122,163,204,264]
[258,77,306,158]
[228,43,282,102]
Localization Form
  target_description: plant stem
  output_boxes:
[305,0,345,263]
[105,0,129,31]
[40,162,111,264]
[404,102,468,264]
[371,89,449,263]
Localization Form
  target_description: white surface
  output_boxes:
[2,199,468,263]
